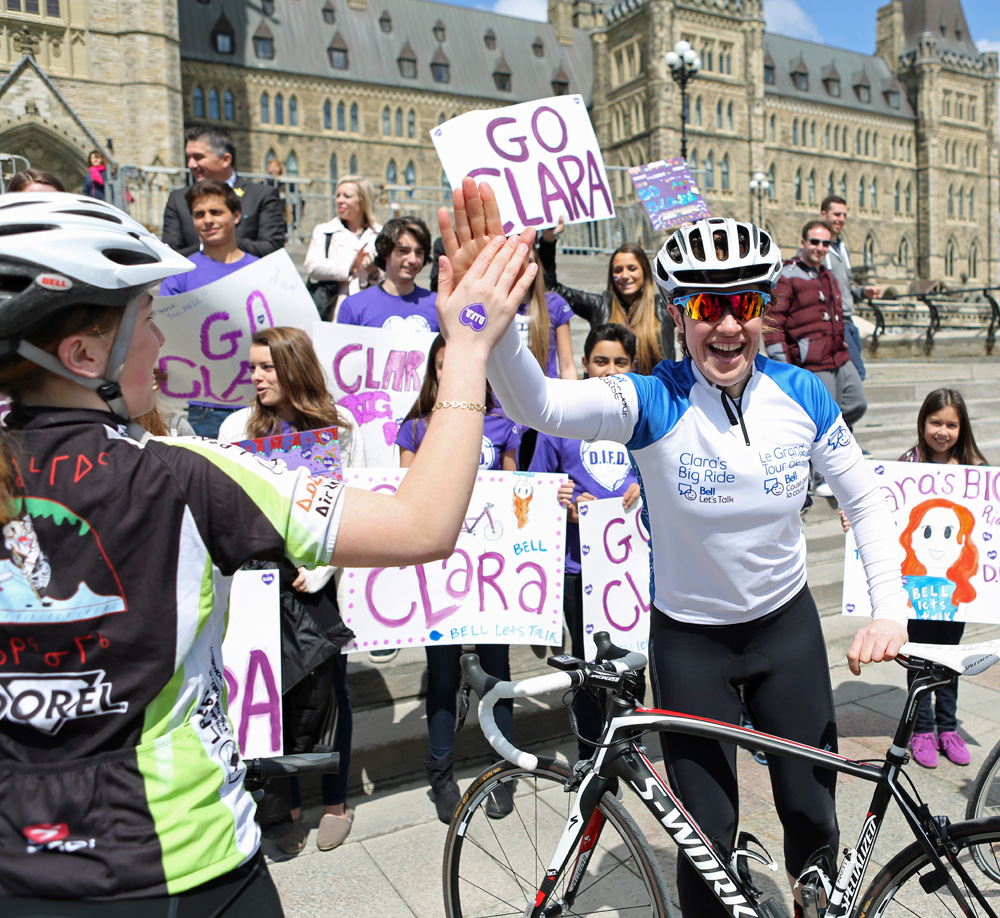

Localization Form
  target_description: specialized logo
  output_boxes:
[0,669,127,734]
[23,821,96,854]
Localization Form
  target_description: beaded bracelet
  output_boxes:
[432,400,487,414]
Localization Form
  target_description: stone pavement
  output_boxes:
[266,619,1000,917]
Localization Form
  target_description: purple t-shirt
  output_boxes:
[529,433,637,574]
[158,251,259,296]
[337,283,439,333]
[515,292,574,378]
[395,409,521,470]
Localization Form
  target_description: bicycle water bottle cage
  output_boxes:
[795,846,835,900]
[730,831,778,898]
[548,654,585,671]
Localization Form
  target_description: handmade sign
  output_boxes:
[578,497,651,657]
[628,158,710,231]
[337,469,566,650]
[843,460,1000,624]
[431,94,614,235]
[153,249,319,413]
[310,322,436,468]
[237,426,342,480]
[222,568,282,757]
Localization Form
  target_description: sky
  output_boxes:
[434,0,999,58]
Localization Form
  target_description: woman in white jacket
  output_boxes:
[304,175,382,318]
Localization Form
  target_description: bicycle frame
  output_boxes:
[530,666,987,918]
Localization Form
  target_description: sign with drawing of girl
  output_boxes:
[843,460,999,624]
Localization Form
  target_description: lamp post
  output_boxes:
[664,41,700,161]
[748,171,770,226]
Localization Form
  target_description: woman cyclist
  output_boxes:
[0,192,535,916]
[445,185,909,918]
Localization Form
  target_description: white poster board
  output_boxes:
[843,460,1000,624]
[431,94,614,235]
[222,568,283,757]
[310,322,437,468]
[578,498,651,657]
[338,469,566,650]
[153,249,320,414]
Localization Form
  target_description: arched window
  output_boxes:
[870,178,877,211]
[223,90,234,121]
[858,177,865,208]
[864,130,869,156]
[260,92,270,124]
[386,159,397,185]
[767,164,776,198]
[807,170,816,204]
[792,119,799,145]
[716,100,723,130]
[695,97,702,127]
[208,89,220,120]
[894,181,900,213]
[794,168,802,202]
[944,241,956,277]
[323,100,332,130]
[329,153,338,182]
[704,152,715,189]
[407,109,416,138]
[891,136,896,160]
[833,125,839,150]
[349,154,357,174]
[395,107,403,137]
[689,151,699,180]
[863,234,875,268]
[286,152,299,175]
[727,102,733,132]
[840,174,847,199]
[856,129,862,154]
[968,188,975,220]
[720,154,730,191]
[404,161,416,196]
[289,95,298,126]
[827,171,834,197]
[948,185,954,216]
[969,243,979,279]
[335,101,344,131]
[905,183,912,214]
[350,103,358,132]
[193,86,205,118]
[958,185,964,218]
[872,131,877,157]
[274,93,284,125]
[810,120,815,147]
[769,115,775,142]
[898,237,910,269]
[972,145,977,168]
[382,107,391,135]
[825,124,830,149]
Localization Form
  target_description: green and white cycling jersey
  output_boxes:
[0,406,345,901]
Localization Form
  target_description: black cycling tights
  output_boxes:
[4,850,284,918]
[649,586,840,918]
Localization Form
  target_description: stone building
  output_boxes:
[0,0,995,289]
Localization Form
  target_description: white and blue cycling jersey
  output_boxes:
[487,324,909,627]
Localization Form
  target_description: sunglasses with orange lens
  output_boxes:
[672,289,771,323]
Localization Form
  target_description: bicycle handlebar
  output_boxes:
[460,633,647,771]
[244,751,341,781]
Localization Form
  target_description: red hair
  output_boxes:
[899,498,978,606]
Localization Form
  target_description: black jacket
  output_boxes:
[161,175,287,257]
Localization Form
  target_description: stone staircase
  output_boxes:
[332,351,1000,801]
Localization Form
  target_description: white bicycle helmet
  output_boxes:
[0,192,192,420]
[653,217,782,299]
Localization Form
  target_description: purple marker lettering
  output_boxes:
[445,548,473,599]
[158,355,200,399]
[419,561,462,628]
[333,344,363,394]
[404,350,425,390]
[364,348,379,389]
[505,167,543,227]
[238,649,282,752]
[201,312,242,360]
[516,561,546,614]
[246,290,273,334]
[586,150,614,216]
[381,349,407,391]
[478,551,507,610]
[486,117,529,162]
[556,155,586,219]
[366,568,416,627]
[603,516,633,563]
[530,106,568,153]
[537,162,573,224]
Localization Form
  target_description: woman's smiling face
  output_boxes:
[669,302,762,396]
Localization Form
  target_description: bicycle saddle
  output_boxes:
[900,639,1000,676]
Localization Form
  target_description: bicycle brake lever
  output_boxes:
[456,679,471,732]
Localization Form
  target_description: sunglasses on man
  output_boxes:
[806,238,832,247]
[672,289,771,323]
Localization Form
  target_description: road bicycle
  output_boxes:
[968,735,1000,882]
[445,632,1000,918]
[461,501,503,540]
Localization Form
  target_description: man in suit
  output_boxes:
[161,127,286,257]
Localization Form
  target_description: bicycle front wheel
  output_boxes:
[967,738,1000,882]
[443,757,673,918]
[856,817,1000,917]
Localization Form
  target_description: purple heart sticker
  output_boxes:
[578,504,588,516]
[460,302,488,331]
[846,603,855,612]
[585,624,594,634]
[984,532,993,542]
[989,551,997,561]
[874,465,885,475]
[582,545,590,555]
[262,572,275,585]
[584,584,593,595]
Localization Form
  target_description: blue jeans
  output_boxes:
[843,318,866,381]
[186,404,240,438]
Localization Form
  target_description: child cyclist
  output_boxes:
[0,192,535,916]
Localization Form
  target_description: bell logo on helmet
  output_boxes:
[35,274,73,292]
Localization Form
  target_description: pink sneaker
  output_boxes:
[938,731,971,766]
[910,732,938,768]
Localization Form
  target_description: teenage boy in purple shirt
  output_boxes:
[337,216,438,333]
[529,323,640,758]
